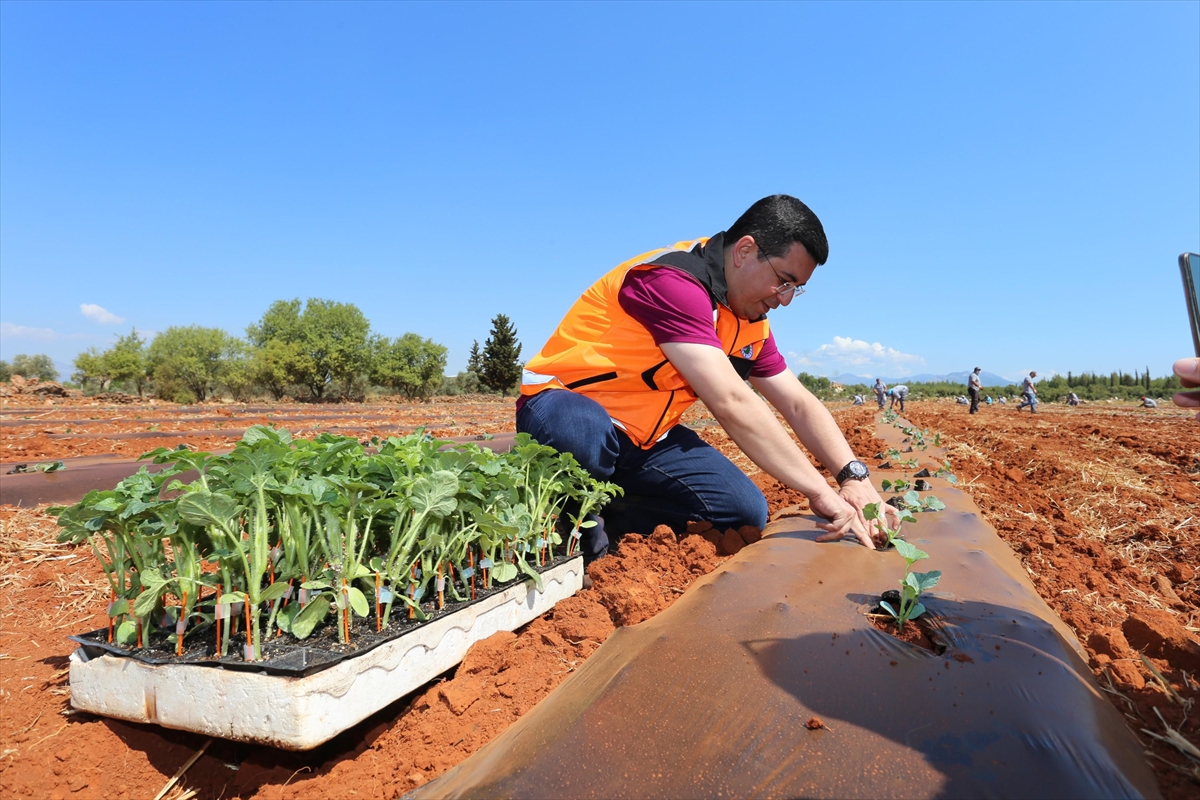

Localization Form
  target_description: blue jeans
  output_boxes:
[516,389,768,562]
[1017,391,1037,412]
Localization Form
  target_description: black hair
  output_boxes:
[726,194,829,265]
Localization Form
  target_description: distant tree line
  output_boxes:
[0,354,60,383]
[1,300,525,403]
[798,370,1184,404]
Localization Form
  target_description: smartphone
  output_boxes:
[1181,252,1200,357]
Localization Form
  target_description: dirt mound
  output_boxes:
[0,375,79,398]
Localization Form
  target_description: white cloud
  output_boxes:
[0,321,58,341]
[80,303,124,324]
[788,335,926,377]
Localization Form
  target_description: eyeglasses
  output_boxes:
[760,249,806,300]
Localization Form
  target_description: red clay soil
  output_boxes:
[1,399,1198,799]
[0,396,519,460]
[894,401,1200,798]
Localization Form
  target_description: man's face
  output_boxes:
[726,238,818,321]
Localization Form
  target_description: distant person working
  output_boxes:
[517,195,901,562]
[1140,396,1157,408]
[1015,371,1038,413]
[873,378,887,410]
[888,384,909,412]
[967,367,982,414]
[1067,392,1080,407]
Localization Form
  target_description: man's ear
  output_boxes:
[732,235,758,269]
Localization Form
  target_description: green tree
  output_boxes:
[479,314,523,395]
[370,333,448,399]
[249,338,305,400]
[220,340,257,401]
[247,298,370,400]
[10,353,59,381]
[72,349,110,392]
[0,360,10,382]
[105,329,149,397]
[467,340,483,373]
[148,326,239,402]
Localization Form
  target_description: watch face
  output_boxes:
[837,461,869,483]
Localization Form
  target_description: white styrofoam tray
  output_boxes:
[69,556,584,749]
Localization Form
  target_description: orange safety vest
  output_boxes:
[521,234,770,448]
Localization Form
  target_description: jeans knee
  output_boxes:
[721,482,768,530]
[517,390,618,476]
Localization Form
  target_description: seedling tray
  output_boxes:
[68,554,583,750]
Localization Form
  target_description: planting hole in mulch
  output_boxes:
[867,590,947,655]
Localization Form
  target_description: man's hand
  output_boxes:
[812,488,883,550]
[838,479,902,546]
[1174,358,1200,420]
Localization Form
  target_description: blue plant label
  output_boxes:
[282,584,294,601]
[460,567,475,579]
[535,538,546,549]
[414,568,422,579]
[571,529,583,539]
[377,587,393,603]
[413,586,426,602]
[480,558,493,569]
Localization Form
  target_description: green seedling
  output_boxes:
[52,425,618,662]
[881,478,910,493]
[933,460,958,485]
[864,502,940,632]
[888,489,946,514]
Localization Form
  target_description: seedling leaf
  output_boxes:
[892,538,928,564]
[260,581,291,603]
[912,570,942,591]
[347,586,369,618]
[490,562,518,583]
[291,594,331,639]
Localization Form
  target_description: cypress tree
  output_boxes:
[467,340,483,374]
[480,314,523,395]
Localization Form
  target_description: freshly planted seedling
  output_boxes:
[865,503,940,632]
[886,489,946,514]
[933,460,958,485]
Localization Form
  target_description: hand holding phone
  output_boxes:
[1177,253,1200,418]
[1180,253,1200,357]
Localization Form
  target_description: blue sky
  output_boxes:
[2,1,1197,384]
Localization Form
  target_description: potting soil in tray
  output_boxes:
[70,551,581,678]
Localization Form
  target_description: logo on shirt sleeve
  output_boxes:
[741,344,755,359]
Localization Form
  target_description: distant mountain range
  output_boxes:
[829,371,1017,388]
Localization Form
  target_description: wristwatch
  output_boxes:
[835,460,870,486]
